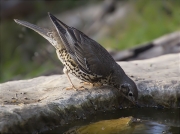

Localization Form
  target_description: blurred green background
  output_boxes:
[1,0,180,83]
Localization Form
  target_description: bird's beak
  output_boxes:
[14,19,54,45]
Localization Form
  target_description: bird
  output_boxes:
[14,12,138,103]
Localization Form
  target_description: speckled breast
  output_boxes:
[56,49,106,83]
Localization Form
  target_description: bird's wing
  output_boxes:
[49,13,116,76]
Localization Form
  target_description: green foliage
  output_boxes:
[99,0,180,50]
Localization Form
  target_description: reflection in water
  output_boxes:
[43,108,180,134]
[64,117,134,134]
[132,121,170,134]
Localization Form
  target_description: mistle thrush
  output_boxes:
[14,13,138,103]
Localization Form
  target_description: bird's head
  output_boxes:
[120,77,138,103]
[111,69,138,104]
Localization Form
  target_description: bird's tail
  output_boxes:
[14,19,56,48]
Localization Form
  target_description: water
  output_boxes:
[42,108,180,134]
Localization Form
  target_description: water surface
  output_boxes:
[43,108,180,134]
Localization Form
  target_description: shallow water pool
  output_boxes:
[42,108,180,134]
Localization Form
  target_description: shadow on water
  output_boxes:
[42,108,180,134]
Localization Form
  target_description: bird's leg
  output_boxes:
[63,67,78,91]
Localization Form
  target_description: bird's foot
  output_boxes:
[78,86,86,90]
[80,82,103,87]
[65,85,78,91]
[92,83,103,87]
[81,82,93,86]
[65,85,86,91]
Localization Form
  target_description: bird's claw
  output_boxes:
[65,85,86,91]
[80,82,93,86]
[65,85,78,91]
[80,82,103,87]
[78,86,86,90]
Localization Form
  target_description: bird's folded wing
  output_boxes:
[49,13,116,77]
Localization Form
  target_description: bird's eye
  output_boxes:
[128,91,133,96]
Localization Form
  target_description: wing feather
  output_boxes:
[49,13,117,76]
